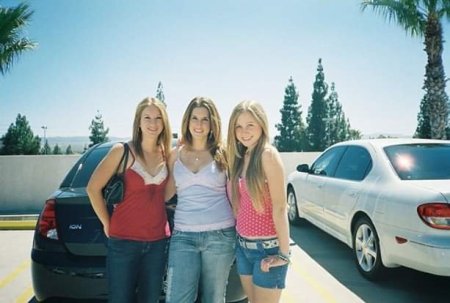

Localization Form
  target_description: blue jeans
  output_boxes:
[235,240,288,289]
[165,227,236,303]
[107,237,168,303]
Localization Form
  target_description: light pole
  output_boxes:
[41,126,48,154]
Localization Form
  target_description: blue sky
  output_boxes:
[1,0,450,139]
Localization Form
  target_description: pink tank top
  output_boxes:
[235,178,277,238]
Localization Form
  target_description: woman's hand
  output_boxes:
[103,222,110,238]
[260,255,289,272]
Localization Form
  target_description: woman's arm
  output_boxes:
[262,146,290,263]
[86,143,125,237]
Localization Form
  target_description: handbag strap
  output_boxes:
[114,142,129,175]
[120,143,130,174]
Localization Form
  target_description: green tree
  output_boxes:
[415,95,432,138]
[41,140,51,155]
[325,82,341,146]
[65,144,73,154]
[0,3,37,75]
[52,144,62,155]
[348,128,363,140]
[0,114,40,154]
[274,77,306,151]
[156,81,166,105]
[325,83,360,146]
[306,59,329,151]
[362,0,450,139]
[89,110,109,147]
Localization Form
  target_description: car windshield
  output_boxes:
[384,143,450,180]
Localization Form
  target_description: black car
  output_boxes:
[31,141,245,302]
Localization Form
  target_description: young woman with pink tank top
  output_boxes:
[87,97,172,303]
[227,100,290,303]
[164,97,236,303]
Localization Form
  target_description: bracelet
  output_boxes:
[277,250,291,263]
[277,254,290,263]
[278,250,291,258]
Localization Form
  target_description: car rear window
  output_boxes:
[68,146,111,188]
[384,143,450,180]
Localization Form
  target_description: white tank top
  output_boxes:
[173,157,235,232]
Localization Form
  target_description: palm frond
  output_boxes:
[0,3,36,75]
[361,0,426,36]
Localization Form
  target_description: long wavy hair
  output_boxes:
[180,96,227,171]
[132,97,172,159]
[227,100,270,212]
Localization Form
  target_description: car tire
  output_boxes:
[352,217,385,280]
[287,187,302,225]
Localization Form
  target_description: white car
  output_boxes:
[286,139,450,280]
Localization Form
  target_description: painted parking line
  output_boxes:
[16,285,33,303]
[289,258,337,303]
[0,260,30,289]
[284,242,364,303]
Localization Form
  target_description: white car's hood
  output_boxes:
[410,180,450,202]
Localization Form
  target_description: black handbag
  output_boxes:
[102,143,129,205]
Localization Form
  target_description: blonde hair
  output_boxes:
[132,97,172,159]
[181,97,227,171]
[227,100,270,212]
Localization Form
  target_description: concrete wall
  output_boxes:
[0,155,80,214]
[0,152,320,214]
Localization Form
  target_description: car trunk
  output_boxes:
[55,189,109,256]
[411,180,450,203]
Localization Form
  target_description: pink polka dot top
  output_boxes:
[235,178,277,238]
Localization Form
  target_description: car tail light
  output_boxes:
[38,199,59,240]
[417,203,450,230]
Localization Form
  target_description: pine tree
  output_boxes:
[0,114,40,155]
[89,110,109,147]
[325,82,360,147]
[65,145,73,154]
[41,140,51,155]
[414,95,431,138]
[52,144,62,155]
[325,82,339,147]
[306,59,329,151]
[156,81,166,105]
[348,128,362,140]
[274,77,305,151]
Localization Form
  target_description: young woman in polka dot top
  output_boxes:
[227,100,290,303]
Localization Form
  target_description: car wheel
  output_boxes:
[287,187,302,225]
[352,217,385,280]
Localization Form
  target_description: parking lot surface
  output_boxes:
[0,230,363,303]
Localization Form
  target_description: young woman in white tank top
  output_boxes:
[164,97,236,303]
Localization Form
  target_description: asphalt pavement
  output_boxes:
[0,215,364,303]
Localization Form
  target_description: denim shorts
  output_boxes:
[235,237,288,289]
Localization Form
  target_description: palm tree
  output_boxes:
[0,3,36,75]
[361,0,450,139]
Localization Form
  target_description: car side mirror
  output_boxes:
[296,164,310,173]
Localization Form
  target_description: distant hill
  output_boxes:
[46,136,130,154]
